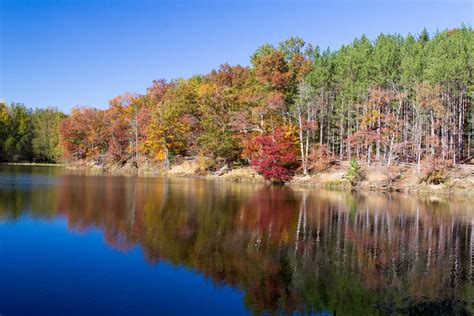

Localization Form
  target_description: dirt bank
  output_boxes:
[64,158,474,196]
[290,161,474,196]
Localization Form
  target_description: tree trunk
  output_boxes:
[298,107,307,175]
[388,99,402,166]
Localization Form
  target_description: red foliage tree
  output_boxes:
[59,107,110,161]
[105,105,131,162]
[248,127,299,183]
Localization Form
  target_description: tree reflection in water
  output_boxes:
[0,170,473,315]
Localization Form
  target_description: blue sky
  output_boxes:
[1,0,472,112]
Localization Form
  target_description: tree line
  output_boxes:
[0,101,65,163]
[4,26,473,181]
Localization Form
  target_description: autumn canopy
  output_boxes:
[1,26,472,183]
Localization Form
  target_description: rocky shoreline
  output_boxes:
[61,158,474,197]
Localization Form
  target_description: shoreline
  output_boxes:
[1,162,64,167]
[61,159,474,198]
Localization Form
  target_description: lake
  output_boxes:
[0,165,473,315]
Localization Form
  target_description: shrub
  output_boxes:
[309,144,333,172]
[423,169,449,185]
[346,159,362,186]
[248,127,300,184]
[420,158,451,185]
[196,156,214,175]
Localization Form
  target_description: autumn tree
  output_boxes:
[142,79,196,167]
[59,107,110,161]
[247,126,299,183]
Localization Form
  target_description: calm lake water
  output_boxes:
[0,165,473,315]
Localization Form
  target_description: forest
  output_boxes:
[2,26,473,182]
[0,102,65,163]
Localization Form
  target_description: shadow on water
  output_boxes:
[0,165,473,315]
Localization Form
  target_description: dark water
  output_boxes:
[0,166,473,315]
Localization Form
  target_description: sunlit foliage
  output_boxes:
[53,26,474,181]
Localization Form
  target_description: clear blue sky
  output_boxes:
[1,0,472,112]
